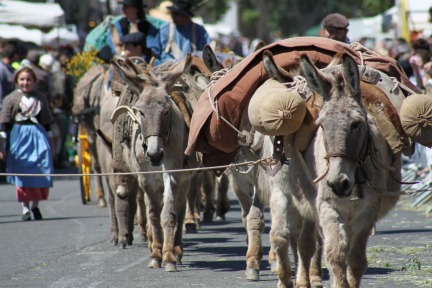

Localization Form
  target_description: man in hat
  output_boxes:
[120,31,160,65]
[108,0,163,63]
[321,13,350,43]
[159,0,211,62]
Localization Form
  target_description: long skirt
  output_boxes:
[7,124,53,202]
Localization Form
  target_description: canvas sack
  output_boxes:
[400,93,432,147]
[248,79,306,136]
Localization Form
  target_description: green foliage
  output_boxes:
[361,0,394,16]
[401,257,422,272]
[236,0,395,40]
[242,9,260,24]
[191,0,230,23]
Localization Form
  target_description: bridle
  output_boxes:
[313,124,372,184]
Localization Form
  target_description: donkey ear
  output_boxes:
[159,53,192,90]
[299,54,331,100]
[262,50,292,82]
[341,53,360,93]
[252,40,265,53]
[203,45,224,72]
[111,56,142,95]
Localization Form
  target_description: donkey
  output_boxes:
[95,65,147,248]
[200,44,287,282]
[72,65,108,208]
[110,55,200,272]
[262,51,401,287]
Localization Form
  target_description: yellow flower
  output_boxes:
[65,48,104,82]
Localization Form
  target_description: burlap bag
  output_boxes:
[293,93,323,152]
[248,79,306,136]
[400,93,432,147]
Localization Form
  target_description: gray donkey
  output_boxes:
[110,55,200,272]
[261,51,401,288]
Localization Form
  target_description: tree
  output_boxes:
[237,0,394,41]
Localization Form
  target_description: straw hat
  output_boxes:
[149,1,173,22]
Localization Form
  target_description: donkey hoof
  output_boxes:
[310,279,323,288]
[202,213,213,223]
[270,262,278,273]
[185,223,198,234]
[148,258,161,268]
[213,215,225,222]
[118,238,127,249]
[279,280,294,288]
[98,198,107,208]
[127,235,134,246]
[111,236,118,246]
[164,262,177,272]
[245,268,260,281]
[175,255,182,265]
[140,234,148,243]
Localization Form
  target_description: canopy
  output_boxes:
[0,24,79,47]
[0,0,65,29]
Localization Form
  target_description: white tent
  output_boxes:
[0,23,44,46]
[0,1,79,47]
[0,0,65,29]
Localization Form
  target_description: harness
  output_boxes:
[164,22,197,59]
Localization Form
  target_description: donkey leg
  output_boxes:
[184,172,200,233]
[136,186,147,243]
[201,171,216,223]
[346,217,375,288]
[144,191,163,269]
[126,179,138,246]
[319,203,349,288]
[215,173,230,220]
[161,173,181,272]
[173,177,191,266]
[94,174,107,207]
[346,234,368,288]
[309,233,323,288]
[114,193,131,249]
[245,202,264,281]
[296,219,319,287]
[107,183,119,246]
[269,191,293,288]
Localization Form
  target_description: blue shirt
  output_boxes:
[108,17,163,66]
[159,21,211,63]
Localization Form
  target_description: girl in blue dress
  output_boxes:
[0,61,54,221]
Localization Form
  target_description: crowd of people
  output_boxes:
[1,0,432,221]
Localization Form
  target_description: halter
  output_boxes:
[111,104,172,150]
[313,125,371,184]
[133,106,172,150]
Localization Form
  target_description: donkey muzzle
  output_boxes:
[326,174,353,198]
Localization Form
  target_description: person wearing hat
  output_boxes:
[108,0,163,63]
[149,1,173,23]
[159,0,211,62]
[321,13,350,43]
[120,31,160,65]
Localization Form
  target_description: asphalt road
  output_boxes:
[0,169,431,288]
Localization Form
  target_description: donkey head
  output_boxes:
[300,53,368,198]
[111,55,192,166]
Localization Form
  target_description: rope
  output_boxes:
[0,158,273,178]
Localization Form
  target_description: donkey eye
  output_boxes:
[351,121,360,130]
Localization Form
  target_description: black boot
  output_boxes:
[31,207,43,220]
